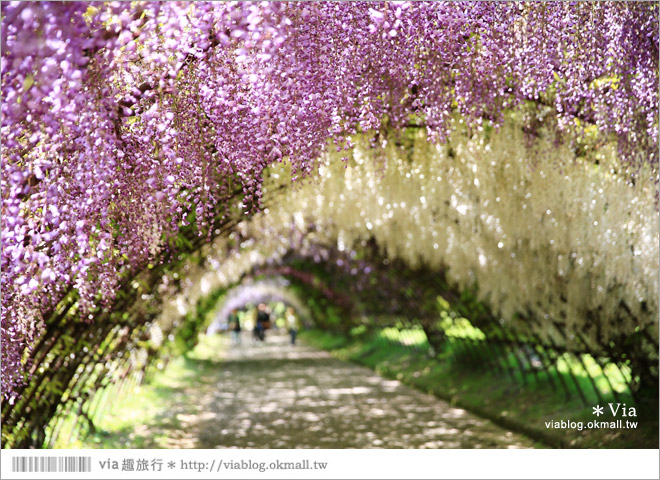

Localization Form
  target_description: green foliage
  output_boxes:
[54,335,226,448]
[301,329,658,448]
[173,290,225,356]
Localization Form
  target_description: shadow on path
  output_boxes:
[134,332,537,449]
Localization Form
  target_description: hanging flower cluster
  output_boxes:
[2,1,657,396]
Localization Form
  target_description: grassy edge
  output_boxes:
[371,360,567,448]
[300,329,658,449]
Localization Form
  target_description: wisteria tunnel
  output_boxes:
[1,2,658,450]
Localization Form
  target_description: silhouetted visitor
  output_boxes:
[255,303,269,342]
[229,308,241,345]
[286,307,298,345]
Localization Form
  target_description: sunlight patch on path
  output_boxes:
[162,332,538,449]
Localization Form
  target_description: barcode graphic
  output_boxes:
[11,456,92,473]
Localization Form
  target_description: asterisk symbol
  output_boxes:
[592,405,604,416]
[167,461,176,469]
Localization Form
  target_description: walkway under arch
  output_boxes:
[117,332,536,449]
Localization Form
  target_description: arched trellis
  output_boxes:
[3,149,658,447]
[1,227,655,448]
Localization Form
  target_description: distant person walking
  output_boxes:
[229,309,241,345]
[255,303,270,342]
[286,307,298,345]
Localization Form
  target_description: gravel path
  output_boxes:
[152,332,536,449]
